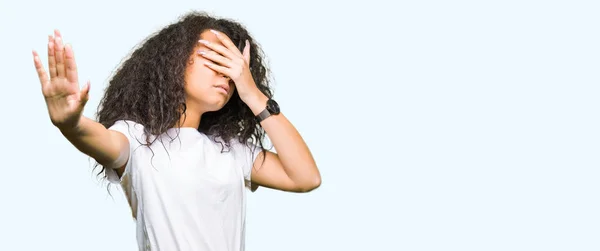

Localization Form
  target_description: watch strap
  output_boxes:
[256,108,271,122]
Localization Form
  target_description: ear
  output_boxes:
[243,39,250,64]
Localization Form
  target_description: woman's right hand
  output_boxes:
[33,30,90,132]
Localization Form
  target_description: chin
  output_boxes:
[204,98,231,112]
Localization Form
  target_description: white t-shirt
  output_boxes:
[104,120,260,251]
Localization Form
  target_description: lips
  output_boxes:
[215,85,229,94]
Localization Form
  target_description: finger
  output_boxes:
[54,31,66,78]
[198,49,231,67]
[79,81,91,105]
[64,43,79,84]
[204,61,230,76]
[209,30,243,57]
[32,50,49,87]
[47,35,57,79]
[198,39,237,61]
[243,40,250,64]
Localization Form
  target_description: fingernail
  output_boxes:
[198,40,209,45]
[197,50,206,55]
[210,29,219,36]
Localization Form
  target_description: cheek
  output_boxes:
[228,82,236,98]
[194,61,215,78]
[186,61,217,87]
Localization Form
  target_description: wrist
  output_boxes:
[242,91,269,115]
[59,116,86,136]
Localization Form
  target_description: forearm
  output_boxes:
[59,116,126,167]
[246,94,321,186]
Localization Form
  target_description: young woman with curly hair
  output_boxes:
[32,11,321,251]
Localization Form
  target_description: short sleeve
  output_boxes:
[104,120,144,184]
[230,139,261,192]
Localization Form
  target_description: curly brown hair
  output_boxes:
[94,11,273,181]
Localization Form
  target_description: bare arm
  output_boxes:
[247,95,321,193]
[60,116,129,170]
[33,30,128,172]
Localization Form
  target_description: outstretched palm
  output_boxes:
[33,30,90,130]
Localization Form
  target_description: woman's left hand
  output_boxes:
[198,30,264,105]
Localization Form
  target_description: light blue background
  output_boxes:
[1,0,598,250]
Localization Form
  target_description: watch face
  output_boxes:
[267,99,280,114]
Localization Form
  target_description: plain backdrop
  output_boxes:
[1,0,599,250]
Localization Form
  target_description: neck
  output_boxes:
[178,105,203,129]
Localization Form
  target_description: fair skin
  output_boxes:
[32,29,321,193]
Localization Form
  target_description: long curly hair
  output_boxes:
[94,11,272,181]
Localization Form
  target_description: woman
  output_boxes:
[32,11,321,251]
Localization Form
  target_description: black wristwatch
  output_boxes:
[256,99,280,122]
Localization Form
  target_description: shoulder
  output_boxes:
[108,120,144,131]
[227,138,260,154]
[107,120,146,145]
[226,138,262,166]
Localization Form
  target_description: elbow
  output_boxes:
[297,171,321,193]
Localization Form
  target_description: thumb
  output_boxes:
[79,81,91,106]
[243,39,250,64]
